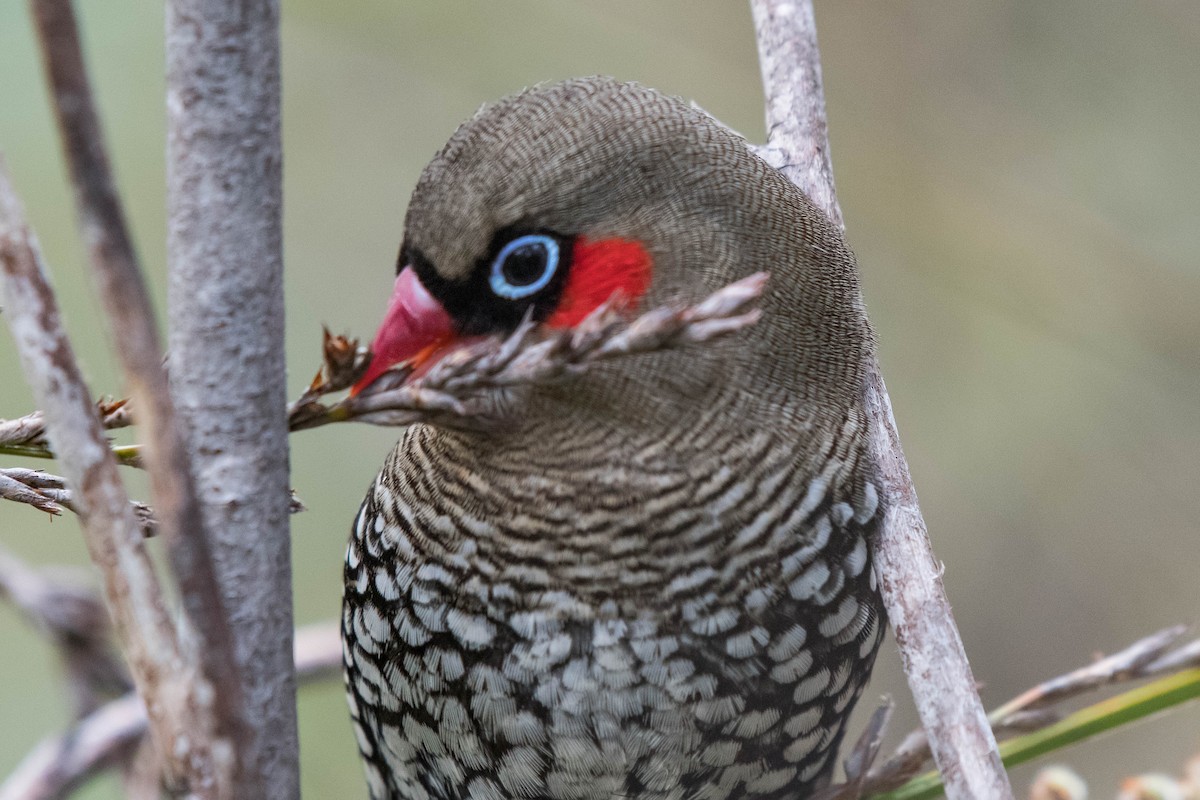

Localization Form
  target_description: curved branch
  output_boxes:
[0,157,221,796]
[29,6,251,783]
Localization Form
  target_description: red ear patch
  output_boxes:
[546,237,652,328]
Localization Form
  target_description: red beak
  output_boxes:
[351,266,456,395]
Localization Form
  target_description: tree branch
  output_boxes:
[0,623,341,800]
[0,693,147,800]
[749,2,1013,798]
[750,0,842,229]
[28,6,252,783]
[0,157,226,796]
[0,400,131,462]
[165,0,297,796]
[0,544,130,720]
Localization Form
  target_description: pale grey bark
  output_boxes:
[0,158,231,796]
[751,0,842,229]
[166,1,298,798]
[30,1,253,781]
[750,2,1014,798]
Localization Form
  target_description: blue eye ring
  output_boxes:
[488,234,559,300]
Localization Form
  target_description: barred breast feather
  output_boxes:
[344,415,884,800]
[342,76,885,800]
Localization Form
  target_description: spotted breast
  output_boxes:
[342,77,885,800]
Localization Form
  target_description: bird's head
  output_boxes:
[353,77,871,434]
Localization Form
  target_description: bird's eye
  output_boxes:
[488,234,559,300]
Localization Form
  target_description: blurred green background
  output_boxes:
[1,2,1197,797]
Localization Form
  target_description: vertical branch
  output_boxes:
[751,0,842,229]
[29,0,252,783]
[166,1,298,798]
[750,2,1014,798]
[0,160,224,795]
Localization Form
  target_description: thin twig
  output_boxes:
[818,627,1200,799]
[0,400,131,462]
[0,622,341,800]
[0,545,131,720]
[0,156,220,795]
[0,465,304,535]
[30,3,251,793]
[991,625,1190,720]
[0,468,157,534]
[0,398,131,448]
[749,3,1012,798]
[749,0,841,229]
[7,278,762,473]
[0,470,63,516]
[0,410,48,447]
[289,273,767,431]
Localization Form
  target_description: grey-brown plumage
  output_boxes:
[343,77,885,800]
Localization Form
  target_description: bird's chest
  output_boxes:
[342,471,884,800]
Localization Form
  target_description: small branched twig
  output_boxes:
[0,544,131,721]
[0,469,63,516]
[990,626,1196,721]
[0,467,156,532]
[0,466,304,537]
[288,272,768,431]
[0,281,763,523]
[1,275,766,486]
[815,628,1200,800]
[0,399,132,462]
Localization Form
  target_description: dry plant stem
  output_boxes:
[0,158,219,795]
[0,544,130,719]
[0,469,62,515]
[0,411,48,446]
[29,7,252,785]
[991,625,1189,720]
[864,380,1011,798]
[1,467,158,533]
[290,274,766,431]
[749,1,1012,798]
[1148,638,1200,674]
[0,623,343,800]
[0,402,133,463]
[0,466,303,536]
[823,627,1200,799]
[166,0,297,797]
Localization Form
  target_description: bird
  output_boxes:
[342,77,886,800]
